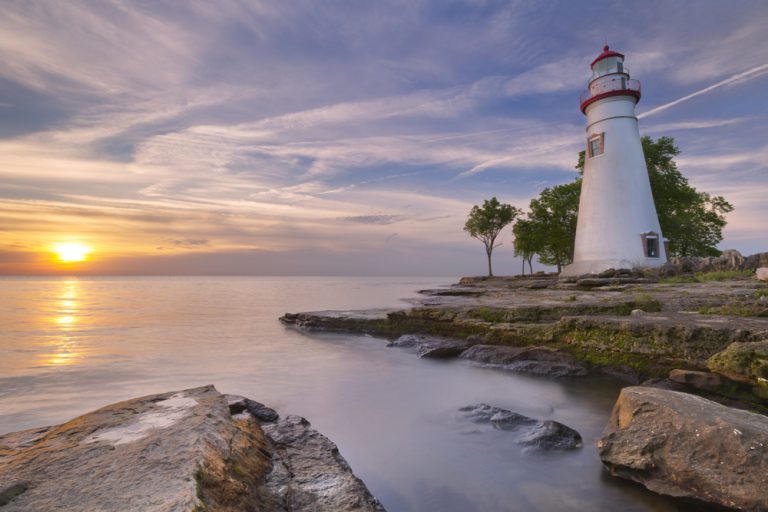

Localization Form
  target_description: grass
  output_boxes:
[698,303,768,317]
[564,295,577,302]
[470,307,507,323]
[755,289,768,299]
[661,270,755,284]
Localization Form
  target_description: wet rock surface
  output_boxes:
[460,344,590,378]
[0,386,383,512]
[458,404,582,451]
[598,386,768,511]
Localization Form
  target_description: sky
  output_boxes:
[1,0,767,276]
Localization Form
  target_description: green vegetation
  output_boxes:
[755,289,768,299]
[696,270,754,281]
[469,307,507,323]
[661,270,755,284]
[464,197,522,277]
[564,295,577,302]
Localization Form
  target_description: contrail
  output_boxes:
[638,63,768,119]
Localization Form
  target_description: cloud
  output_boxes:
[338,214,402,225]
[160,238,211,249]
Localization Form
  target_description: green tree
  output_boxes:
[518,180,581,272]
[577,136,733,257]
[464,197,522,277]
[512,218,537,275]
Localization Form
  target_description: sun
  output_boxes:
[52,243,92,263]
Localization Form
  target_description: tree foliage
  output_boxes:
[576,136,733,257]
[464,197,522,277]
[513,180,581,272]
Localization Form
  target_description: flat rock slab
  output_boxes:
[598,386,768,511]
[458,403,582,451]
[0,386,383,512]
[460,344,590,378]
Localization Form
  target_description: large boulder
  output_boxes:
[460,344,590,378]
[0,386,383,512]
[598,386,768,511]
[458,403,582,451]
[757,268,768,282]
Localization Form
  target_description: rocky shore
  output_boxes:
[281,265,768,510]
[0,386,383,512]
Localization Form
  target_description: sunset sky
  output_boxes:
[1,0,767,275]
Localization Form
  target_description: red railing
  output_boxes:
[579,78,641,105]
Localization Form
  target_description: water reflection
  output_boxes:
[44,280,82,367]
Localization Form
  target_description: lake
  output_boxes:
[0,276,681,511]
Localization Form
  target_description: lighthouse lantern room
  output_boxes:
[562,46,666,276]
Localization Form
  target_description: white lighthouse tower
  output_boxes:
[562,46,666,276]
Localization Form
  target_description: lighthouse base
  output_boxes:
[560,257,666,277]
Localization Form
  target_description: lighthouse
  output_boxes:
[562,46,666,276]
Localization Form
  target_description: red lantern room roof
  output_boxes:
[591,45,624,68]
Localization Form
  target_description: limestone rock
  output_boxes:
[460,344,590,378]
[0,386,383,512]
[598,386,768,511]
[757,268,768,282]
[458,404,582,451]
[261,415,385,511]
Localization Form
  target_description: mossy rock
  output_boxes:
[708,340,768,384]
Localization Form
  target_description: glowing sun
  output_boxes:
[53,243,92,263]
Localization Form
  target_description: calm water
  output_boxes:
[0,276,679,511]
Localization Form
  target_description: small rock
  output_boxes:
[630,309,645,317]
[417,339,469,358]
[458,404,581,451]
[227,395,280,422]
[597,268,617,278]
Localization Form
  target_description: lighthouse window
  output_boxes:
[641,232,660,258]
[588,133,604,157]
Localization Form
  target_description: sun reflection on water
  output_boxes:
[43,281,84,367]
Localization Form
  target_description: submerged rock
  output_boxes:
[598,386,768,511]
[0,386,383,512]
[460,345,590,378]
[458,403,582,451]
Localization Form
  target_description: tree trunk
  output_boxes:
[486,248,493,277]
[527,257,534,275]
[521,259,525,276]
